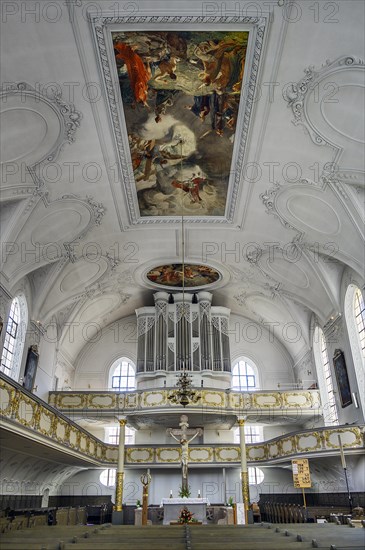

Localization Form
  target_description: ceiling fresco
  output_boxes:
[146,263,221,288]
[111,30,249,218]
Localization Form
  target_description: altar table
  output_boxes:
[161,498,209,525]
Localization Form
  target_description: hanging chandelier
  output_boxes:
[167,139,201,408]
[168,370,200,407]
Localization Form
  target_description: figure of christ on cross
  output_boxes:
[168,415,203,491]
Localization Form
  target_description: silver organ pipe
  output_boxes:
[135,291,230,373]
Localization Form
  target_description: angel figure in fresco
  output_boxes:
[171,173,207,203]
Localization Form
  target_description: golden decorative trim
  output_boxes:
[10,388,20,417]
[214,447,240,462]
[282,391,310,407]
[156,447,180,463]
[202,390,225,408]
[247,444,268,460]
[295,431,322,452]
[237,418,245,427]
[119,418,127,427]
[115,471,124,511]
[280,436,295,455]
[16,395,36,427]
[324,427,362,449]
[0,381,13,416]
[88,393,116,408]
[142,390,166,407]
[252,392,282,408]
[126,447,154,463]
[189,446,214,462]
[241,470,250,507]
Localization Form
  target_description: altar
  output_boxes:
[161,498,209,525]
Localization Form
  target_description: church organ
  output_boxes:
[136,292,231,374]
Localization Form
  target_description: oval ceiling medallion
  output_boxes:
[286,194,340,236]
[0,108,48,163]
[321,84,365,144]
[146,263,221,289]
[31,208,83,245]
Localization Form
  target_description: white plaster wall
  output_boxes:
[74,315,137,390]
[229,314,294,390]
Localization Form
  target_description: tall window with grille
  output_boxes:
[320,331,339,425]
[354,289,365,357]
[232,359,258,391]
[1,298,20,376]
[109,359,136,391]
[105,426,135,445]
[234,425,263,444]
[248,467,264,485]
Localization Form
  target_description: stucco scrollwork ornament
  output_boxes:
[283,56,364,147]
[0,82,82,165]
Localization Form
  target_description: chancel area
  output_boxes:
[0,0,365,546]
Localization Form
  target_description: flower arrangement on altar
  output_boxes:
[178,485,191,498]
[178,507,198,524]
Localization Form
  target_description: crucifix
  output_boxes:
[167,414,202,492]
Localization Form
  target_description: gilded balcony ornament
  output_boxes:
[10,388,20,418]
[214,446,240,463]
[156,447,180,463]
[126,447,154,463]
[0,381,13,416]
[189,446,213,463]
[324,427,362,449]
[33,404,41,429]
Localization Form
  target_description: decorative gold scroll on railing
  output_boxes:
[118,426,364,466]
[1,375,363,467]
[0,374,108,463]
[48,388,321,416]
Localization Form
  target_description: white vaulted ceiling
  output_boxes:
[0,0,364,369]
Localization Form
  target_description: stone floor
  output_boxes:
[1,521,364,550]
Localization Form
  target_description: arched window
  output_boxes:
[313,327,338,425]
[1,295,27,381]
[344,284,365,415]
[234,425,263,444]
[108,358,136,391]
[248,467,264,485]
[353,288,365,356]
[99,469,116,487]
[105,425,135,445]
[232,359,259,391]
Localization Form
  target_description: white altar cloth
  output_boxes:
[161,498,210,525]
[161,498,210,505]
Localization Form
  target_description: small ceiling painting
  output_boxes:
[111,30,249,218]
[146,264,221,288]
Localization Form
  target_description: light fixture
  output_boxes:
[168,139,200,408]
[168,369,200,407]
